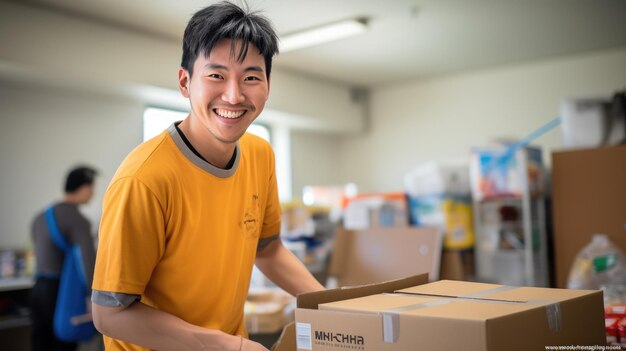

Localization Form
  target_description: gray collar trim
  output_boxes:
[167,123,239,178]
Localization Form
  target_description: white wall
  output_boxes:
[290,130,342,199]
[337,47,626,192]
[0,83,144,249]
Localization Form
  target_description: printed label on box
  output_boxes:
[296,322,312,350]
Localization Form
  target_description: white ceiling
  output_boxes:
[15,0,626,87]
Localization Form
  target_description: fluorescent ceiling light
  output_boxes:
[279,18,368,53]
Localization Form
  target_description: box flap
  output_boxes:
[328,227,442,286]
[271,322,295,351]
[297,274,428,310]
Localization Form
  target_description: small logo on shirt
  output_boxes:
[243,194,260,238]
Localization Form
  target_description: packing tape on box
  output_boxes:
[381,313,399,343]
[457,285,520,299]
[529,300,562,333]
[380,298,454,343]
[379,294,561,343]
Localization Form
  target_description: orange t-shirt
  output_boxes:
[93,125,281,351]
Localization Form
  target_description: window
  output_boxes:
[143,107,271,142]
[143,107,187,141]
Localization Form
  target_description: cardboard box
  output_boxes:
[293,274,605,351]
[328,227,442,286]
[271,322,296,351]
[552,145,626,288]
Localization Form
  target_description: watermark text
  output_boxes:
[545,346,620,351]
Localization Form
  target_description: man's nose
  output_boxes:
[222,80,245,104]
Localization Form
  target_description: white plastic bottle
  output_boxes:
[567,234,626,292]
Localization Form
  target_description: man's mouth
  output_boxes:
[214,108,246,119]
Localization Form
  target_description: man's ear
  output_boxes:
[178,68,190,98]
[266,76,271,100]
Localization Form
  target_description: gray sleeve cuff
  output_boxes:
[257,234,279,252]
[91,290,141,307]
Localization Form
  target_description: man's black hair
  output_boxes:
[181,1,279,78]
[64,166,97,193]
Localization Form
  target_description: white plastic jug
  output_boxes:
[567,234,626,291]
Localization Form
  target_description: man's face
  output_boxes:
[178,39,270,145]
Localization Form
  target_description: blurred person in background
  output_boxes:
[90,2,324,351]
[30,165,98,351]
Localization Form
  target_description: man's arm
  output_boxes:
[255,239,325,296]
[92,301,269,351]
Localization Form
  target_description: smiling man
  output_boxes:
[90,2,324,351]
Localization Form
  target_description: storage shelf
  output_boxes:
[471,146,549,287]
[0,277,34,292]
[0,316,30,330]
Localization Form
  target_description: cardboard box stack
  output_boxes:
[404,162,475,282]
[404,162,474,251]
[284,274,605,351]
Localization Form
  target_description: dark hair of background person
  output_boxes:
[180,1,279,79]
[64,166,98,193]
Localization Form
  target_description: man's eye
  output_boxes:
[208,74,223,79]
[244,76,261,81]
